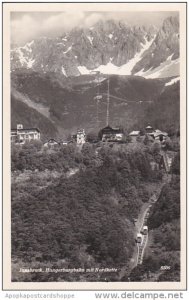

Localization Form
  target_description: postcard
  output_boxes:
[2,2,187,290]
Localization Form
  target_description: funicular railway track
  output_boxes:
[136,175,171,266]
[119,177,170,280]
[137,207,150,265]
[136,204,151,265]
[135,149,171,266]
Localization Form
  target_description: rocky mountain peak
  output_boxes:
[11,16,179,79]
[162,16,179,34]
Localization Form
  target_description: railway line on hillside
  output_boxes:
[119,170,172,280]
[135,150,171,266]
[136,195,157,265]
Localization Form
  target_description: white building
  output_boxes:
[129,130,140,142]
[77,129,86,145]
[44,139,60,147]
[153,129,168,141]
[11,124,40,144]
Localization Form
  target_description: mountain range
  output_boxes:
[11,16,179,79]
[11,15,180,139]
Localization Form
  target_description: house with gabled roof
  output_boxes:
[153,129,168,141]
[100,125,124,142]
[11,124,40,144]
[43,139,60,148]
[129,130,140,142]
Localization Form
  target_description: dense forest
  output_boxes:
[11,140,169,282]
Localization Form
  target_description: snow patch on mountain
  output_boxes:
[62,66,67,77]
[15,47,35,68]
[135,53,179,78]
[94,35,156,75]
[27,58,35,68]
[136,55,179,79]
[22,41,34,53]
[63,46,72,54]
[27,40,34,47]
[78,66,91,75]
[165,76,180,86]
[78,35,156,76]
[16,48,28,66]
[87,36,93,45]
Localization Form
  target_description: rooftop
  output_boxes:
[11,128,40,133]
[129,130,140,136]
[153,130,168,137]
[101,125,123,133]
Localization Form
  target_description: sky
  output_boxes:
[11,11,179,46]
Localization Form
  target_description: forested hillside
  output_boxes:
[134,82,180,134]
[11,141,164,282]
[11,71,179,136]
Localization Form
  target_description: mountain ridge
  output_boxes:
[11,71,179,137]
[11,16,179,79]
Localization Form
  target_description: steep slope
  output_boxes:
[11,94,58,140]
[131,81,180,133]
[11,70,178,135]
[132,16,179,77]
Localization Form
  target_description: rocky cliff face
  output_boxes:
[132,16,179,76]
[11,16,179,78]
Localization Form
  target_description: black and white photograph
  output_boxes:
[3,2,186,290]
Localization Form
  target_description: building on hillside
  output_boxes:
[11,124,40,144]
[77,129,86,145]
[71,134,77,141]
[129,130,140,142]
[145,125,154,135]
[150,194,157,203]
[62,140,73,146]
[44,139,60,148]
[166,151,177,170]
[150,160,159,171]
[100,125,124,142]
[11,129,18,143]
[153,129,168,142]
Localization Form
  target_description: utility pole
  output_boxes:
[96,73,100,129]
[106,75,110,126]
[92,71,102,129]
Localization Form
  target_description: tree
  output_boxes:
[171,152,180,175]
[86,131,99,143]
[143,134,150,145]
